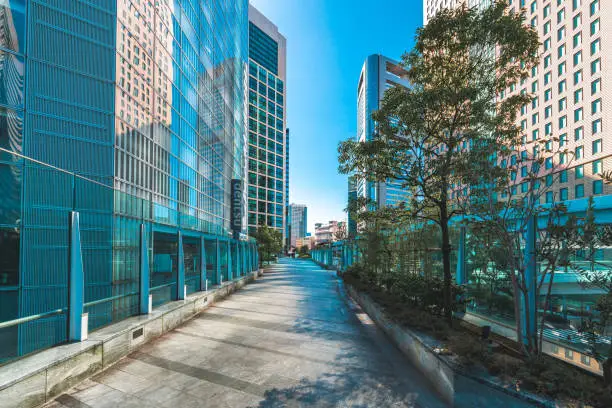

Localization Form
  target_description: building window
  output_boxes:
[574,108,583,122]
[593,180,603,195]
[593,160,602,175]
[592,99,602,115]
[591,58,601,74]
[574,70,583,85]
[592,119,602,134]
[591,19,600,35]
[591,0,600,16]
[575,184,584,198]
[552,344,560,354]
[559,98,567,111]
[560,170,568,183]
[546,191,554,204]
[560,188,568,201]
[591,78,601,95]
[593,139,602,154]
[575,146,583,159]
[559,116,567,129]
[575,165,584,179]
[581,354,591,366]
[591,38,601,55]
[574,126,584,141]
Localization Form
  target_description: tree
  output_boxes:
[334,222,348,242]
[252,225,282,267]
[298,245,310,257]
[338,1,539,322]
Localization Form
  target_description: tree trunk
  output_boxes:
[440,211,453,324]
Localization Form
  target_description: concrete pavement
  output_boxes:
[45,259,535,407]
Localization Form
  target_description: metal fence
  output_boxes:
[0,148,258,365]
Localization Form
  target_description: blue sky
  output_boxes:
[250,0,423,233]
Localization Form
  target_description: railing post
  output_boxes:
[200,237,207,292]
[69,211,87,341]
[216,238,221,285]
[227,241,233,281]
[456,225,467,285]
[177,231,185,300]
[521,215,538,347]
[140,224,151,314]
[235,242,241,277]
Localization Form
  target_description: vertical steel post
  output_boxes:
[69,211,86,341]
[521,215,538,346]
[227,240,233,281]
[200,236,207,292]
[140,224,151,314]
[216,238,221,285]
[456,225,467,285]
[177,231,185,300]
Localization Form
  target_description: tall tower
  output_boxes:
[247,5,288,241]
[355,54,411,209]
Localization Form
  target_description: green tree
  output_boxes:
[298,245,310,257]
[338,1,539,322]
[252,224,282,267]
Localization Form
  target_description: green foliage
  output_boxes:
[338,1,540,322]
[298,245,310,258]
[252,224,282,266]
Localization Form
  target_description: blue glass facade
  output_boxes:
[0,0,257,365]
[355,54,411,209]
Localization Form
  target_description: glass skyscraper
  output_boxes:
[355,54,412,209]
[0,0,257,365]
[246,4,288,241]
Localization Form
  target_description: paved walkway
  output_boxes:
[46,260,534,408]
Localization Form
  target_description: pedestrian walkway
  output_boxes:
[45,259,535,408]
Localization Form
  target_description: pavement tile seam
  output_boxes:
[210,305,354,325]
[130,351,268,398]
[172,329,394,377]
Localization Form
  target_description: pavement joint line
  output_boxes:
[172,330,394,376]
[210,305,354,325]
[216,294,345,307]
[55,394,93,408]
[196,311,373,342]
[238,288,341,301]
[130,351,268,398]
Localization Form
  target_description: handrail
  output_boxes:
[84,292,139,308]
[0,308,66,330]
[150,281,177,292]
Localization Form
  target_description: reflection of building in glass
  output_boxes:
[246,5,288,241]
[355,54,411,209]
[288,204,307,248]
[0,1,255,365]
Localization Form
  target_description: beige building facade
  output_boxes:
[425,0,611,202]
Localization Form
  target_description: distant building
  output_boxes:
[315,221,346,245]
[247,5,288,240]
[354,54,412,210]
[288,204,307,248]
[296,236,316,250]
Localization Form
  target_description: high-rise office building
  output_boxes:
[247,5,288,241]
[425,0,610,202]
[0,0,257,364]
[355,54,411,209]
[288,204,307,248]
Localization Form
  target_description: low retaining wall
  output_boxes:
[345,284,551,408]
[0,272,259,408]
